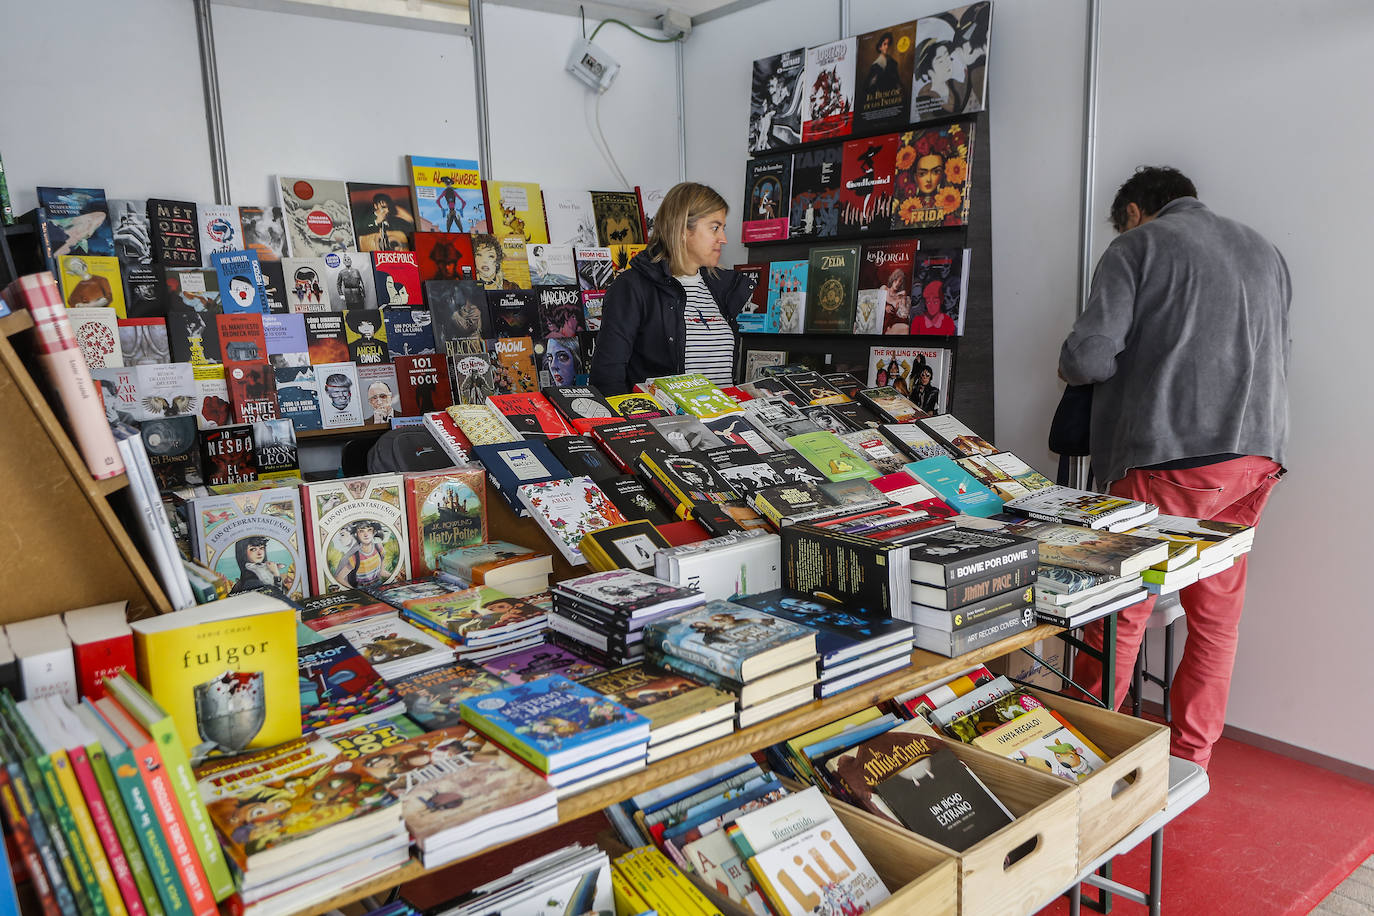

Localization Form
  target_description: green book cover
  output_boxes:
[651,373,740,419]
[784,430,879,482]
[103,674,234,902]
[80,701,192,916]
[0,695,100,916]
[84,732,168,916]
[804,245,860,334]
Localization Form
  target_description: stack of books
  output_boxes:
[1003,484,1159,532]
[458,675,651,796]
[435,843,613,915]
[297,632,409,736]
[436,540,553,597]
[549,569,706,667]
[904,527,1041,656]
[1034,566,1149,627]
[1125,514,1255,595]
[612,846,729,915]
[643,600,819,728]
[400,585,548,663]
[579,662,736,763]
[733,589,914,697]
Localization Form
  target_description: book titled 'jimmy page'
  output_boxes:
[300,474,411,595]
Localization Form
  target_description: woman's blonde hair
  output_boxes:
[647,182,729,277]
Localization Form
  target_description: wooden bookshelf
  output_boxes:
[298,423,389,440]
[0,316,171,623]
[287,623,1061,916]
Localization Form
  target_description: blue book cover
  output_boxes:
[210,249,267,314]
[906,455,1003,517]
[274,364,323,430]
[765,259,808,334]
[732,589,912,665]
[471,440,569,515]
[458,675,649,772]
[36,186,115,256]
[408,155,486,232]
[384,307,437,355]
[643,599,815,681]
[263,312,308,360]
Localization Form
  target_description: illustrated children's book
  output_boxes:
[297,634,406,736]
[188,485,307,601]
[407,155,487,233]
[300,474,411,595]
[404,467,488,578]
[389,661,510,730]
[643,600,816,682]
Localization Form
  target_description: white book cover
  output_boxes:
[316,361,364,429]
[516,476,625,565]
[747,815,889,915]
[197,203,244,267]
[527,244,578,286]
[337,613,452,680]
[301,472,410,594]
[3,615,77,703]
[731,785,834,856]
[541,190,598,247]
[669,534,781,602]
[852,287,886,335]
[277,175,355,257]
[67,306,123,368]
[320,250,378,311]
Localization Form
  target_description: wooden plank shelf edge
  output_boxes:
[0,309,34,337]
[283,622,1063,916]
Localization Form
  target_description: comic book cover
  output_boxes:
[371,251,422,307]
[447,338,498,405]
[857,239,921,336]
[909,248,971,337]
[748,48,805,152]
[347,181,415,252]
[107,198,152,265]
[276,175,355,257]
[867,345,952,414]
[189,485,306,600]
[316,361,364,429]
[407,155,486,233]
[527,244,577,286]
[575,246,615,292]
[803,245,858,335]
[537,285,583,339]
[394,353,452,416]
[38,186,115,257]
[765,259,808,335]
[484,180,549,244]
[839,133,899,234]
[252,418,299,479]
[211,250,267,315]
[589,190,645,246]
[801,37,856,142]
[345,310,390,364]
[385,307,436,356]
[483,643,605,685]
[405,467,487,577]
[414,231,474,284]
[855,22,918,132]
[485,289,540,339]
[298,635,407,735]
[911,2,992,123]
[301,473,410,595]
[390,662,509,730]
[58,253,125,314]
[542,189,598,247]
[226,359,280,424]
[426,279,487,353]
[465,234,518,290]
[239,204,287,261]
[200,423,257,486]
[890,122,974,230]
[788,143,844,240]
[321,250,377,311]
[147,198,200,266]
[486,336,539,395]
[538,336,584,388]
[740,155,791,245]
[196,203,244,266]
[641,601,814,682]
[304,312,349,364]
[403,586,547,645]
[281,257,329,311]
[357,364,400,427]
[607,243,643,277]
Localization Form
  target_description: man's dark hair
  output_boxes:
[1110,166,1197,232]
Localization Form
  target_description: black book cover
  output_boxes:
[593,420,674,473]
[741,154,792,243]
[733,588,911,664]
[426,278,487,349]
[543,385,616,425]
[749,47,805,152]
[854,23,916,132]
[303,312,349,365]
[538,285,584,338]
[580,520,671,572]
[703,445,784,495]
[385,307,438,356]
[804,245,860,334]
[251,418,299,478]
[789,143,844,240]
[259,260,289,313]
[921,564,1036,612]
[827,400,881,431]
[345,309,390,364]
[874,746,1012,852]
[598,475,675,526]
[148,198,200,266]
[485,289,541,338]
[166,308,221,367]
[799,405,853,437]
[781,521,905,608]
[635,447,738,510]
[824,372,867,401]
[199,423,257,486]
[122,264,167,318]
[141,416,203,489]
[545,435,621,482]
[780,370,846,405]
[749,482,834,521]
[765,450,827,486]
[909,529,1040,588]
[919,583,1033,633]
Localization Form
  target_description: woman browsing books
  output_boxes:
[589,182,755,394]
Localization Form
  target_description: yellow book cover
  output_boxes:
[485,180,549,244]
[611,866,651,915]
[49,748,128,916]
[60,254,126,316]
[406,155,487,233]
[971,705,1062,755]
[128,593,301,760]
[500,236,533,288]
[609,243,645,274]
[785,707,884,785]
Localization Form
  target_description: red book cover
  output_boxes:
[214,312,267,363]
[67,628,135,702]
[486,392,574,438]
[66,745,148,916]
[225,360,280,424]
[839,133,899,234]
[413,232,474,284]
[656,518,711,547]
[719,386,754,403]
[199,424,257,486]
[371,250,422,306]
[394,353,453,416]
[422,409,474,459]
[859,238,921,334]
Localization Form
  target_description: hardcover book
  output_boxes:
[485,180,550,244]
[580,519,671,572]
[542,189,598,247]
[890,123,974,230]
[300,474,410,595]
[389,661,509,729]
[517,476,628,565]
[276,176,354,257]
[855,22,917,131]
[538,335,585,388]
[200,423,257,485]
[486,391,575,438]
[447,404,519,446]
[598,475,674,526]
[909,248,972,337]
[749,48,805,152]
[544,385,618,433]
[747,816,889,915]
[405,467,488,577]
[590,190,646,246]
[385,308,437,356]
[407,155,486,233]
[788,144,844,241]
[801,37,857,142]
[803,245,859,335]
[867,345,951,414]
[38,186,115,257]
[766,259,809,334]
[536,285,584,338]
[643,600,815,682]
[606,392,668,421]
[839,133,899,234]
[188,485,306,600]
[371,251,422,306]
[575,246,615,292]
[857,240,920,335]
[485,289,540,338]
[911,3,992,123]
[470,439,569,515]
[346,182,415,253]
[527,245,578,286]
[741,155,792,244]
[636,448,739,517]
[447,338,497,405]
[487,335,540,395]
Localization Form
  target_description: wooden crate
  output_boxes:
[798,740,1079,916]
[1024,687,1170,869]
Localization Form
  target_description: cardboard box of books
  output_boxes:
[784,738,1079,916]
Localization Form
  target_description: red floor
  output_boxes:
[1036,733,1374,915]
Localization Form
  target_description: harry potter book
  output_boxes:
[405,467,487,578]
